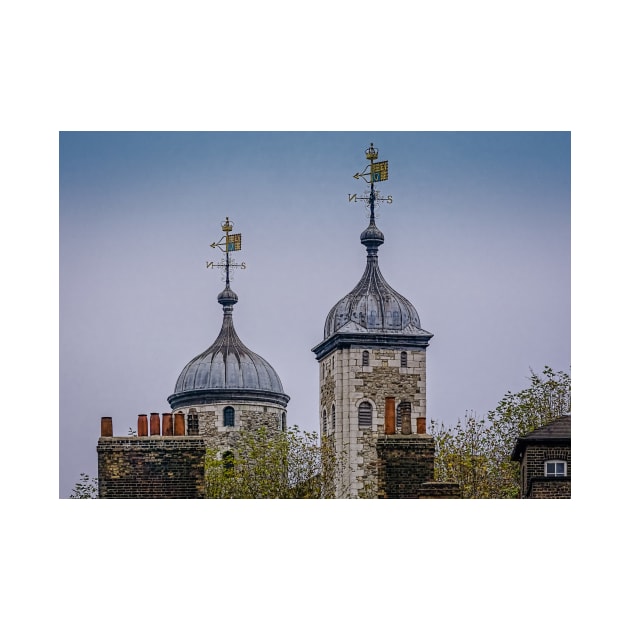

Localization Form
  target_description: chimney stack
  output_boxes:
[150,412,161,435]
[174,412,185,436]
[138,414,148,436]
[101,417,113,437]
[162,412,173,436]
[385,397,395,435]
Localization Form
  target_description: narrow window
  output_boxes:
[282,412,287,432]
[362,350,369,366]
[322,409,327,435]
[358,401,373,429]
[545,460,567,477]
[187,413,199,435]
[223,406,235,427]
[331,404,336,432]
[401,351,408,368]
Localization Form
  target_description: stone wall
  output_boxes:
[173,402,286,455]
[97,436,206,499]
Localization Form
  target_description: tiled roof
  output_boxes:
[510,414,571,461]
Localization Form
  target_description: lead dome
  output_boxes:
[168,286,289,410]
[323,217,429,339]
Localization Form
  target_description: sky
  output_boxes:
[59,131,571,498]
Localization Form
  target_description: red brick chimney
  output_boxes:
[162,412,173,436]
[385,397,395,435]
[417,417,427,434]
[101,417,113,437]
[150,412,161,435]
[174,412,185,436]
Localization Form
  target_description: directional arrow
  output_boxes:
[353,165,371,180]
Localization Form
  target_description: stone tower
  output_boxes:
[312,145,433,498]
[168,218,290,456]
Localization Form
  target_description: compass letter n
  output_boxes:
[348,194,357,203]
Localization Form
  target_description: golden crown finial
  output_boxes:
[365,143,378,162]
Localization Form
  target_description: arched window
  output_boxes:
[362,350,369,366]
[322,409,328,435]
[396,401,411,433]
[281,412,287,432]
[331,404,336,432]
[358,401,373,429]
[401,351,408,368]
[222,451,234,472]
[223,406,235,427]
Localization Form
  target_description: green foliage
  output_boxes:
[205,425,344,498]
[69,472,99,499]
[431,366,571,499]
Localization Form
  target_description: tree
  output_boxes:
[69,473,99,499]
[431,366,571,498]
[204,425,346,498]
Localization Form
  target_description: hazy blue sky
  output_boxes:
[59,131,570,497]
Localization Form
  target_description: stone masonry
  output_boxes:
[319,346,427,497]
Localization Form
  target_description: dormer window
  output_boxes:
[545,460,567,477]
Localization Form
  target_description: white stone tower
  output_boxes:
[168,217,289,456]
[312,145,433,498]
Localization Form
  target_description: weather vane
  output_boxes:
[206,216,246,284]
[348,143,392,216]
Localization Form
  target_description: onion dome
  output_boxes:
[168,284,289,409]
[312,216,432,360]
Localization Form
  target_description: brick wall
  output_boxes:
[97,437,206,499]
[528,478,571,499]
[376,434,460,499]
[521,445,571,498]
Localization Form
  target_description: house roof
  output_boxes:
[510,414,571,462]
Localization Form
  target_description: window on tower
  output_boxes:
[331,404,336,432]
[362,350,369,366]
[187,412,199,435]
[322,409,327,435]
[401,351,408,368]
[223,406,235,427]
[358,401,373,429]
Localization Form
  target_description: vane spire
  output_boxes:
[206,216,246,308]
[350,143,389,253]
